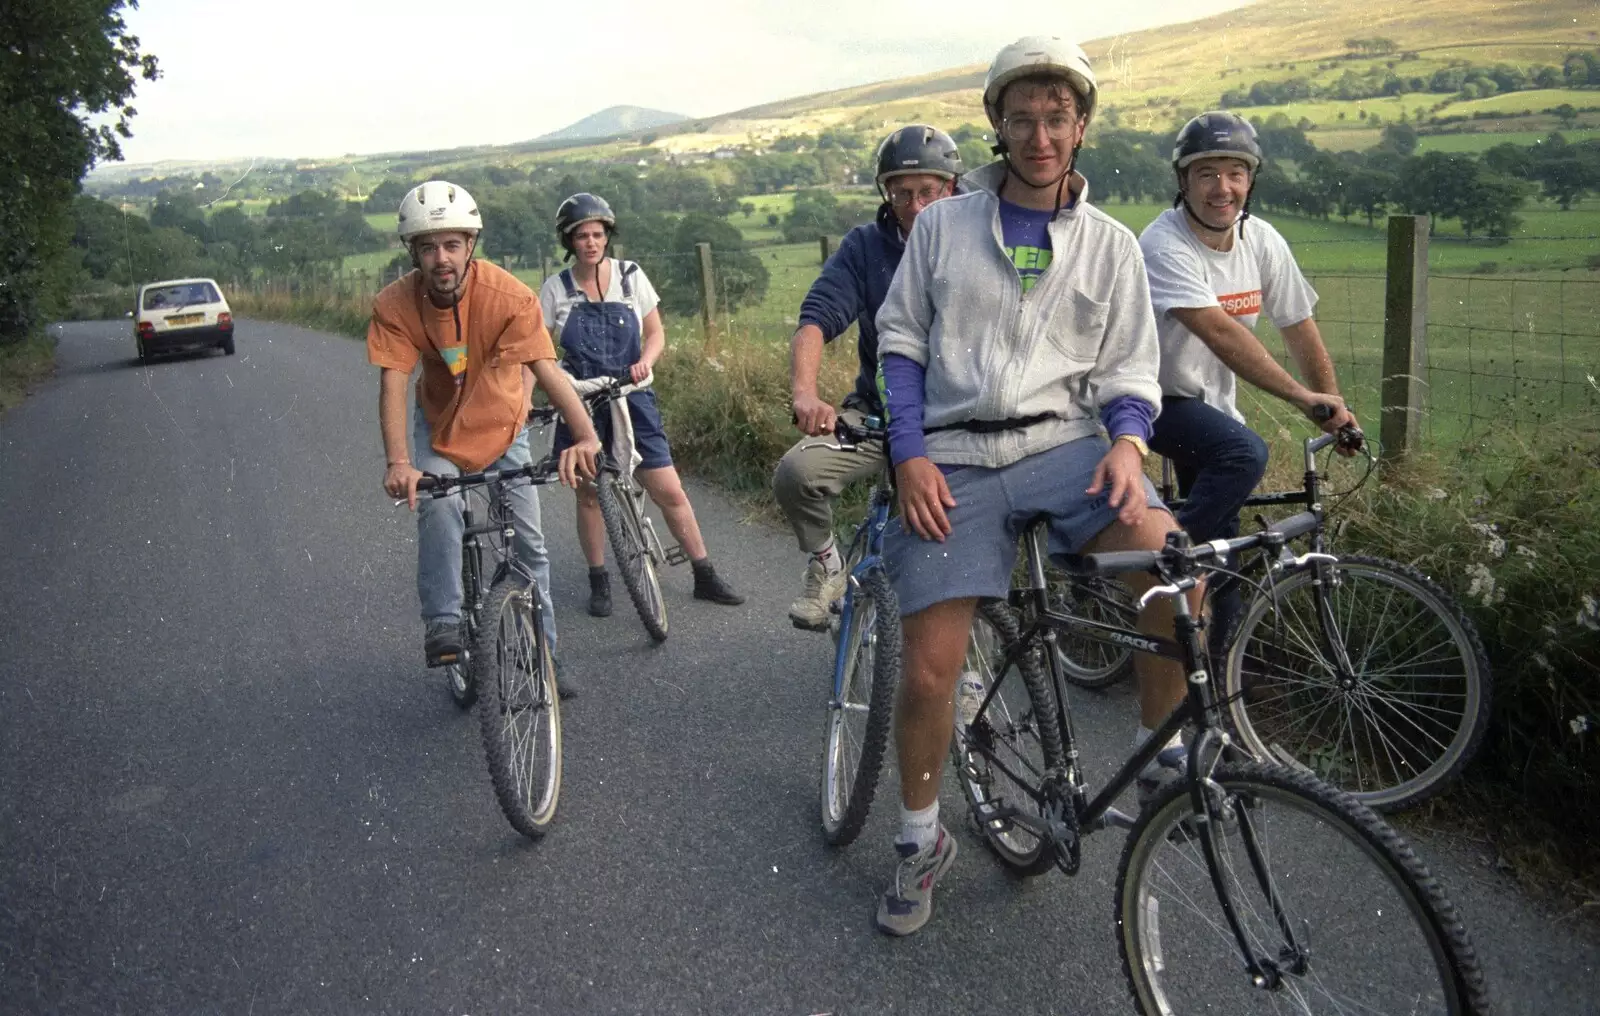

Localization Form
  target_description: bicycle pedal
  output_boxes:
[426,649,470,669]
[663,545,690,567]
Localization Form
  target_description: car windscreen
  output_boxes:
[143,282,219,311]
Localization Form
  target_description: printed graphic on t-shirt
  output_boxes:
[1217,289,1263,317]
[439,344,467,385]
[1008,245,1054,293]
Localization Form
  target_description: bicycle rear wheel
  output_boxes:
[952,601,1064,876]
[596,472,668,642]
[1050,570,1136,689]
[1223,555,1491,811]
[474,577,562,839]
[1116,761,1487,1015]
[819,566,899,846]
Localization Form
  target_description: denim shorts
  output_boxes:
[883,436,1166,617]
[554,389,673,470]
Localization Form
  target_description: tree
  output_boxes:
[640,214,768,317]
[0,1,159,341]
[1553,104,1579,129]
[1378,123,1419,157]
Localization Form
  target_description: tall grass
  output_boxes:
[0,335,58,412]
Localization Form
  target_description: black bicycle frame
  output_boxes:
[966,523,1309,983]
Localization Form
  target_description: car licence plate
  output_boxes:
[166,313,204,326]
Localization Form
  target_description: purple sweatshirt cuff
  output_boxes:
[879,353,927,465]
[1100,395,1156,443]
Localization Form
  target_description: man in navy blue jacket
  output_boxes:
[773,125,963,630]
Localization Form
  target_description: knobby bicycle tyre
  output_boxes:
[818,567,900,846]
[1223,554,1491,811]
[1051,570,1136,689]
[595,471,668,642]
[952,600,1066,876]
[1115,761,1488,1015]
[449,540,485,709]
[474,577,562,839]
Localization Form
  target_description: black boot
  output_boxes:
[692,558,745,606]
[588,567,613,617]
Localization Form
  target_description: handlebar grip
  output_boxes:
[1310,403,1335,423]
[1055,549,1161,577]
[416,473,442,492]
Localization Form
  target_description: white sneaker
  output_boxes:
[788,557,846,631]
[954,671,986,737]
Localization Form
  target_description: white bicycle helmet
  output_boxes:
[983,36,1099,129]
[397,181,482,243]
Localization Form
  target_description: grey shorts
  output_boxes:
[883,436,1166,617]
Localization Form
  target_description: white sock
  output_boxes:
[812,536,843,576]
[897,801,939,852]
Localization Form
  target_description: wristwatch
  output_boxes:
[1114,433,1150,459]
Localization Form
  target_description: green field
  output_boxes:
[1442,88,1599,118]
[690,200,1600,449]
[1418,129,1600,152]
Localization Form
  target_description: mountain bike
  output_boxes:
[566,374,685,642]
[414,454,563,839]
[811,415,901,846]
[953,517,1489,1014]
[1051,426,1491,811]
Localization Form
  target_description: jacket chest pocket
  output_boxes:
[1038,286,1109,370]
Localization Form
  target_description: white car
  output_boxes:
[135,278,234,361]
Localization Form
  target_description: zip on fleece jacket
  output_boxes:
[873,162,1162,470]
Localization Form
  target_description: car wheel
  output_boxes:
[221,334,235,356]
[136,338,148,363]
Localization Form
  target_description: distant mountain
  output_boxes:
[535,105,689,143]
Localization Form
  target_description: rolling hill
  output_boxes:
[534,105,688,143]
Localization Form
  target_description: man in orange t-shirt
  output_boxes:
[367,181,600,696]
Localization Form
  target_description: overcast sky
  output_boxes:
[110,0,1252,166]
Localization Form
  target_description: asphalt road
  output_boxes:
[1,319,1595,1015]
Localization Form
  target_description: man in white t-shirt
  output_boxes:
[1140,110,1358,650]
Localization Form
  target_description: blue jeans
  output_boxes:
[1148,397,1269,543]
[413,405,557,650]
[1149,397,1268,655]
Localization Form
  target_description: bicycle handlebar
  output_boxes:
[1055,510,1321,580]
[415,457,562,496]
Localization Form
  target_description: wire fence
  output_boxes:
[223,220,1600,453]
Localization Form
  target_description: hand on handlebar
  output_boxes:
[628,361,652,385]
[560,435,601,489]
[792,394,836,436]
[384,462,425,511]
[1302,393,1360,455]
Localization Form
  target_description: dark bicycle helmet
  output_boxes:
[1172,111,1262,172]
[874,125,964,189]
[555,192,616,237]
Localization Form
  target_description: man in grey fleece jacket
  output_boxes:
[865,35,1202,938]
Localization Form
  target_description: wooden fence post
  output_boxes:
[818,235,834,264]
[696,242,718,356]
[1381,214,1430,462]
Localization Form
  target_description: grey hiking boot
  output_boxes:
[788,557,847,631]
[1135,739,1189,812]
[875,826,958,937]
[424,618,463,667]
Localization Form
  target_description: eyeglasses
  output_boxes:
[887,184,947,208]
[1000,114,1080,143]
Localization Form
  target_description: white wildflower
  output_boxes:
[1469,522,1506,559]
[1580,594,1600,632]
[1465,563,1500,607]
[1426,487,1448,501]
[1532,652,1553,672]
[1570,715,1592,736]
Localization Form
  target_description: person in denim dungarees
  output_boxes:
[539,193,743,616]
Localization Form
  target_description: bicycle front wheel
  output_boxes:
[474,578,562,839]
[953,601,1065,876]
[1224,555,1491,811]
[596,472,668,642]
[819,567,899,846]
[1116,761,1488,1015]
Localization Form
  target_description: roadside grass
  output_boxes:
[0,336,57,413]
